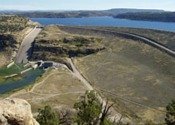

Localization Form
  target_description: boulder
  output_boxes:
[0,98,39,125]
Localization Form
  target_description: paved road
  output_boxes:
[15,27,42,64]
[98,29,175,57]
[119,32,175,57]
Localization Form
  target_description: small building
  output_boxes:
[38,61,53,69]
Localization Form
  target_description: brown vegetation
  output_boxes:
[57,26,175,123]
[31,26,105,63]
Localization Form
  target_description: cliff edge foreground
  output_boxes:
[0,98,39,125]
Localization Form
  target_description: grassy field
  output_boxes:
[10,67,88,113]
[74,37,175,123]
[0,64,25,76]
[0,64,26,83]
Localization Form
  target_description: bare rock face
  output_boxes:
[0,98,39,125]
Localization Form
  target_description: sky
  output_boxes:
[0,0,175,11]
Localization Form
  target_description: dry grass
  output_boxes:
[96,27,175,50]
[32,26,104,62]
[3,25,174,123]
[10,67,88,112]
[0,53,9,67]
[37,25,71,40]
[36,26,102,45]
[71,32,175,123]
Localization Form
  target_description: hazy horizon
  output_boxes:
[0,0,175,11]
[0,8,172,12]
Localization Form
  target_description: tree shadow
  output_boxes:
[26,41,35,61]
[0,34,16,51]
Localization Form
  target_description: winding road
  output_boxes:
[15,27,42,64]
[117,32,175,57]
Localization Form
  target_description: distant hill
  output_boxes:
[1,8,173,23]
[114,12,175,22]
[104,8,164,15]
[0,8,164,18]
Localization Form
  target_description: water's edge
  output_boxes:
[0,69,44,94]
[31,17,175,32]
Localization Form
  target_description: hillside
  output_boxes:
[0,19,174,124]
[57,26,175,123]
[92,26,175,51]
[31,26,105,64]
[114,12,175,22]
[0,8,164,18]
[0,15,36,67]
[13,25,174,124]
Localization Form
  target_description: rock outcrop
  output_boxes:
[0,98,39,125]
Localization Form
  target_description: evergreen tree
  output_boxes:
[36,105,60,125]
[74,91,102,125]
[165,100,175,125]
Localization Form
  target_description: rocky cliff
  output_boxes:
[0,98,39,125]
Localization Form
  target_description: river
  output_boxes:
[0,68,44,94]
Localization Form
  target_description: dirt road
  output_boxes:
[67,58,93,91]
[67,58,132,124]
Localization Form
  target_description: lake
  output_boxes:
[31,17,175,32]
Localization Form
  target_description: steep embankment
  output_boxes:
[0,15,37,66]
[58,26,175,123]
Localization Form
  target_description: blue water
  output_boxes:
[31,17,175,32]
[0,69,44,94]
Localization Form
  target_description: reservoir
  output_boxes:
[31,17,175,32]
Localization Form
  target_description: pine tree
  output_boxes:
[36,105,60,125]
